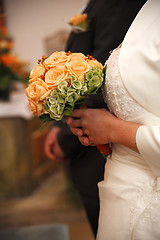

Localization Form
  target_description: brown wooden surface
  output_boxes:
[0,117,57,199]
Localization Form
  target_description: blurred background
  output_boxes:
[0,0,94,239]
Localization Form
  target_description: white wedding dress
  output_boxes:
[96,48,160,240]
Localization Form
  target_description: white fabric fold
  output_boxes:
[136,125,160,177]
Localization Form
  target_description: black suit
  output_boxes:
[56,0,146,237]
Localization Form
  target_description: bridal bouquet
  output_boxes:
[26,51,104,120]
[26,51,111,157]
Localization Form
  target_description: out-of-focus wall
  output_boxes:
[4,0,88,70]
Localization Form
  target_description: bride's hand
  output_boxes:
[67,108,115,146]
[67,108,140,152]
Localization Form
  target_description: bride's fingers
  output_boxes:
[82,128,89,136]
[66,117,73,125]
[67,118,82,128]
[70,127,83,137]
[67,111,83,126]
[79,136,90,146]
[72,109,84,118]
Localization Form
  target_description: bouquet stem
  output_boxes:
[96,143,111,158]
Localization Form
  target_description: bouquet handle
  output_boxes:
[96,143,111,158]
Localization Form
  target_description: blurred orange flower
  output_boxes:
[0,11,29,92]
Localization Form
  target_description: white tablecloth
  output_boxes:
[0,86,33,120]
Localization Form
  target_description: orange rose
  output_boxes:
[71,52,86,59]
[28,99,44,117]
[26,78,51,102]
[88,59,103,70]
[44,51,68,68]
[45,67,68,88]
[66,53,90,78]
[29,63,46,80]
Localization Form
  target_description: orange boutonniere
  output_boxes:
[68,13,91,32]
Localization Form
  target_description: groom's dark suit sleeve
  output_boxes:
[52,0,147,236]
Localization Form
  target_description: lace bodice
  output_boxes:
[103,48,147,122]
[102,47,152,170]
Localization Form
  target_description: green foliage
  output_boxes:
[41,66,104,122]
